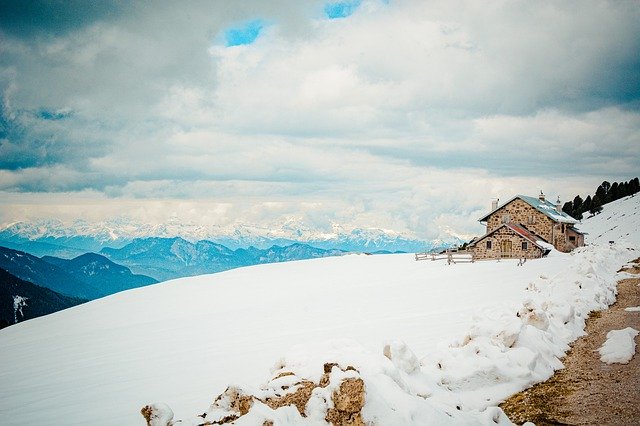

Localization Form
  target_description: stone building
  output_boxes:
[468,192,584,260]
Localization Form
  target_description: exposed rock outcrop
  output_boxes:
[142,362,367,425]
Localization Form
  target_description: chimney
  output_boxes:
[556,196,562,213]
[491,198,499,211]
[538,191,545,202]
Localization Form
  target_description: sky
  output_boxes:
[0,0,639,241]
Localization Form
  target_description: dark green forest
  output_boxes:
[562,177,640,220]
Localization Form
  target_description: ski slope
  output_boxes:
[0,196,638,425]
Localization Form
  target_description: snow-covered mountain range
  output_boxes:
[99,237,347,281]
[0,218,459,255]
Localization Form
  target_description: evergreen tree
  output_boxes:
[561,177,638,220]
[621,181,630,197]
[590,195,603,215]
[608,182,619,202]
[572,195,583,218]
[595,183,607,202]
[582,195,592,214]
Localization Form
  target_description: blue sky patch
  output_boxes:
[224,20,264,47]
[37,108,73,120]
[324,1,361,19]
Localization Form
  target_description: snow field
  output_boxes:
[579,194,640,246]
[0,195,637,425]
[1,243,634,425]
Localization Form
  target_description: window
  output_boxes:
[569,236,576,242]
[501,214,511,223]
[522,241,528,250]
[486,240,492,249]
[561,224,566,233]
[527,215,535,224]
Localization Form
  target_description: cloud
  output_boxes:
[0,0,639,240]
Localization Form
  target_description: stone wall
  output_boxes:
[486,199,555,241]
[471,227,544,260]
[564,228,584,251]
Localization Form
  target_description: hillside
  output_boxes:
[579,194,640,246]
[0,268,87,329]
[100,237,345,281]
[0,196,637,425]
[0,246,103,300]
[41,253,158,294]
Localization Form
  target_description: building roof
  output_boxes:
[468,223,551,252]
[568,227,586,235]
[479,195,579,224]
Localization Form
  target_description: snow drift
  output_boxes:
[143,243,635,425]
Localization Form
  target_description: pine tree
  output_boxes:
[572,195,583,219]
[590,195,603,215]
[582,195,592,215]
[608,182,619,202]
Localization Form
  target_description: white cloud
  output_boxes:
[0,0,638,241]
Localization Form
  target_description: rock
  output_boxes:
[140,403,174,426]
[325,377,366,425]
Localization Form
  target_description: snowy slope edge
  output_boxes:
[146,243,636,425]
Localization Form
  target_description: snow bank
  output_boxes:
[157,242,635,425]
[598,327,639,364]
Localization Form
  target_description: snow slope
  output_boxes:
[579,194,640,246]
[0,197,637,425]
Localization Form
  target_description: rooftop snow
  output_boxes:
[479,195,579,224]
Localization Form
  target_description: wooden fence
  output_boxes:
[414,249,475,264]
[415,249,541,265]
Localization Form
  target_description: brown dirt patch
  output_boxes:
[264,380,316,416]
[500,274,640,425]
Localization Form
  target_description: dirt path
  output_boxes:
[500,260,640,426]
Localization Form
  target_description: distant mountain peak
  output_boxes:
[0,218,461,254]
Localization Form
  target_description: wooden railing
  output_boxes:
[415,249,475,264]
[416,249,543,265]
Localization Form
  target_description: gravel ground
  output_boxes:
[500,259,640,425]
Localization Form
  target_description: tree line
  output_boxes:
[562,177,640,220]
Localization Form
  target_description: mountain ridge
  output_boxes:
[99,237,347,281]
[0,268,87,329]
[0,219,458,254]
[41,252,158,294]
[0,246,104,300]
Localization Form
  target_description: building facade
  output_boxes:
[469,193,584,260]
